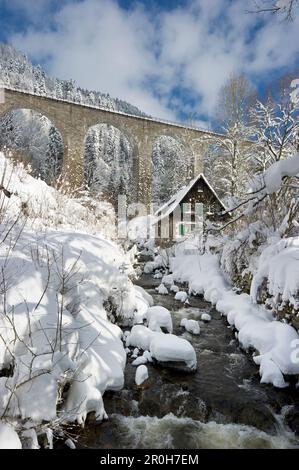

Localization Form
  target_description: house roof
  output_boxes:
[154,173,227,224]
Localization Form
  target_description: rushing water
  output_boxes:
[75,273,299,449]
[90,413,298,449]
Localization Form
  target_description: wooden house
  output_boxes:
[154,173,227,245]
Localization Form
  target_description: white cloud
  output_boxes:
[8,0,299,122]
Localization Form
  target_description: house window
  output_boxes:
[177,222,195,237]
[195,203,203,216]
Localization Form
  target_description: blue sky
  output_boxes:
[0,0,298,127]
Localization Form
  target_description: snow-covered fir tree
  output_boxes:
[84,124,134,203]
[152,136,193,206]
[45,125,63,184]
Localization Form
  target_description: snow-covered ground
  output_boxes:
[0,151,116,239]
[0,151,145,447]
[0,224,144,445]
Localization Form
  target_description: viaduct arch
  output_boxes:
[0,87,223,206]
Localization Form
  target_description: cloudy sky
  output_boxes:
[0,0,298,126]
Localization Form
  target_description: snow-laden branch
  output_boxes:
[263,152,299,193]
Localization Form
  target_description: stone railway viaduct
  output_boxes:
[0,87,223,205]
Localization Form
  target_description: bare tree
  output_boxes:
[215,73,257,128]
[204,74,256,203]
[248,0,299,21]
[202,124,254,203]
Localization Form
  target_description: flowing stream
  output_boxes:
[75,272,299,449]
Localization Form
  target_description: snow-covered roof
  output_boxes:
[154,173,227,224]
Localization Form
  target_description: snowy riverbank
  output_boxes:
[167,252,299,388]
[0,151,139,447]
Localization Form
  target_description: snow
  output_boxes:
[170,252,299,387]
[170,284,179,293]
[126,325,158,351]
[0,151,116,239]
[127,216,154,242]
[126,325,196,370]
[162,274,175,286]
[144,254,165,274]
[153,272,163,279]
[156,283,169,295]
[201,313,212,322]
[150,334,197,370]
[291,79,299,105]
[146,305,173,333]
[133,285,153,324]
[175,291,188,303]
[180,318,200,335]
[131,350,153,366]
[132,348,140,358]
[0,229,134,424]
[263,153,299,194]
[144,262,158,274]
[0,423,22,449]
[135,365,149,386]
[0,151,157,438]
[22,428,40,449]
[251,237,299,311]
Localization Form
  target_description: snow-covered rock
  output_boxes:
[150,334,197,370]
[132,347,139,358]
[144,255,165,274]
[162,274,174,286]
[156,283,169,295]
[146,306,173,333]
[254,354,288,388]
[170,284,179,293]
[144,261,158,274]
[132,350,153,366]
[175,291,188,303]
[180,318,200,335]
[133,285,153,324]
[135,365,149,386]
[153,272,163,279]
[201,313,212,322]
[126,325,196,370]
[126,325,158,351]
